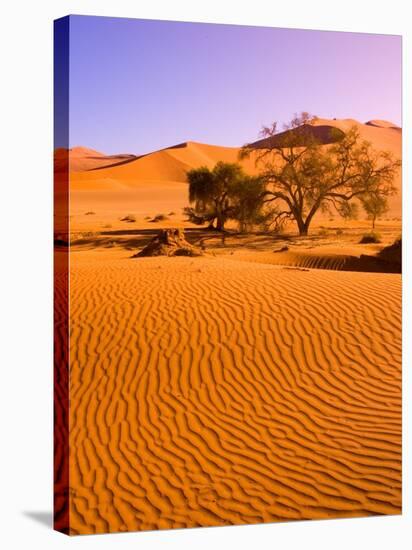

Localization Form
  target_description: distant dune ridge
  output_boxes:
[54,146,137,173]
[65,118,402,217]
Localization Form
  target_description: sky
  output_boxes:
[62,15,401,155]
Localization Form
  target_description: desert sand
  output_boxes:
[55,118,402,534]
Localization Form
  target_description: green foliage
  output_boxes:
[360,192,389,229]
[230,175,266,232]
[241,112,400,236]
[186,161,265,231]
[183,206,216,227]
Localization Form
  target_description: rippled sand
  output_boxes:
[59,249,401,534]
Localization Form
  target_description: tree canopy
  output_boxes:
[185,161,265,231]
[241,113,400,235]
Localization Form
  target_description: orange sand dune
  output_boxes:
[55,146,136,173]
[71,141,257,186]
[312,118,401,155]
[64,250,401,534]
[68,118,402,220]
[68,142,257,220]
[365,120,401,129]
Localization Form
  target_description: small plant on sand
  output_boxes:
[150,214,169,223]
[85,211,96,215]
[168,211,176,216]
[144,215,151,220]
[359,232,382,244]
[120,214,136,223]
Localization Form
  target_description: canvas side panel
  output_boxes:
[53,15,70,535]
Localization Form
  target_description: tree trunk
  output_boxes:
[215,200,225,231]
[216,216,224,231]
[295,215,307,236]
[301,202,321,236]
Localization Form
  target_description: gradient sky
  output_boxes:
[66,15,401,155]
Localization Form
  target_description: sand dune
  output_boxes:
[64,250,401,534]
[67,118,401,220]
[68,142,256,220]
[71,141,257,185]
[233,241,401,273]
[54,146,136,173]
[55,115,401,534]
[365,120,401,129]
[237,250,400,272]
[249,118,401,152]
[313,118,402,155]
[59,117,402,534]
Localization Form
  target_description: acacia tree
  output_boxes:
[185,161,264,231]
[360,192,389,229]
[240,113,400,236]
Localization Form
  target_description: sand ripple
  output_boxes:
[67,255,401,534]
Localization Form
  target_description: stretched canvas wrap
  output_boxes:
[54,15,402,536]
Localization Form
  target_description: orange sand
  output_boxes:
[59,117,402,534]
[64,250,401,534]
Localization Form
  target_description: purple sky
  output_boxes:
[66,15,401,155]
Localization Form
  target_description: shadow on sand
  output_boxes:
[64,227,401,274]
[69,227,290,253]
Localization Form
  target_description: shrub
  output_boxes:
[359,232,382,244]
[120,214,136,223]
[378,237,401,265]
[150,214,169,223]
